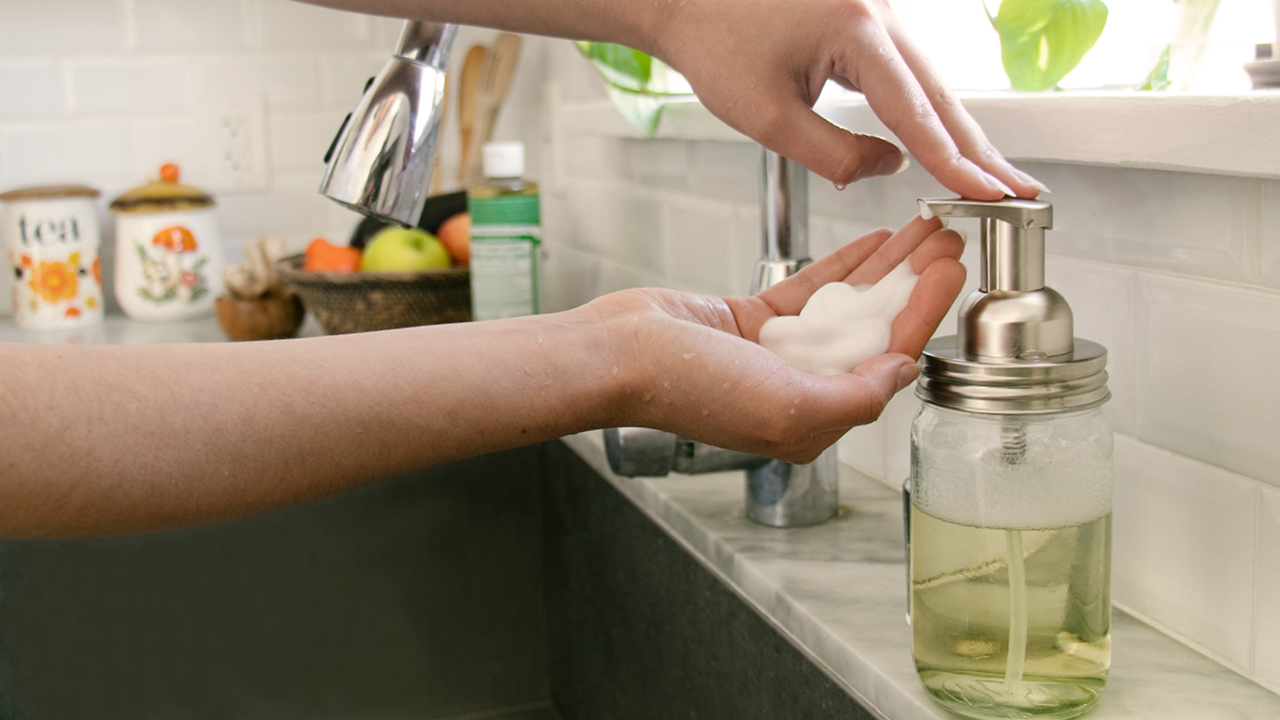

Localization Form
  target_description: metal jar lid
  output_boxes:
[917,336,1110,415]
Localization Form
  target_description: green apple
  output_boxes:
[361,226,452,272]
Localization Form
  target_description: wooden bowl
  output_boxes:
[215,294,305,341]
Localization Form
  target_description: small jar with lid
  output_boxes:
[110,164,222,321]
[0,184,105,329]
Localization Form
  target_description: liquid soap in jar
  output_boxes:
[909,198,1112,720]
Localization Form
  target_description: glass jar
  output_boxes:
[909,403,1113,720]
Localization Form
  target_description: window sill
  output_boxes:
[560,91,1280,178]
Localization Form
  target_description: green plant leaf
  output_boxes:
[574,41,651,90]
[989,0,1109,91]
[1137,44,1171,91]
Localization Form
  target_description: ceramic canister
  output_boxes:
[0,185,105,329]
[110,164,222,321]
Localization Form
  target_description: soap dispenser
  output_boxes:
[909,198,1112,720]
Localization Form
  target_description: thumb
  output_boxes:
[811,353,920,429]
[747,99,909,185]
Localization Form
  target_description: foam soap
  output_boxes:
[758,262,917,375]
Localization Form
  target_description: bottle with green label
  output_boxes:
[467,141,540,321]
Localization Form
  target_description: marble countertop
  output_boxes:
[0,313,324,345]
[561,432,1280,720]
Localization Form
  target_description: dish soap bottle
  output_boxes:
[467,141,540,321]
[910,198,1112,720]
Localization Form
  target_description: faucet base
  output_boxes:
[745,449,839,527]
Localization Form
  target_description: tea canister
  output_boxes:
[0,185,105,329]
[110,164,222,321]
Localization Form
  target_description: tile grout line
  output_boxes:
[1252,481,1263,674]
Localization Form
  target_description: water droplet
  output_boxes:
[789,408,796,415]
[642,392,654,402]
[682,352,696,360]
[834,182,846,191]
[536,334,545,344]
[662,381,670,389]
[542,379,553,387]
[612,366,619,375]
[701,408,710,416]
[723,382,730,389]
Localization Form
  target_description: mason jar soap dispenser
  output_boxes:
[909,198,1112,720]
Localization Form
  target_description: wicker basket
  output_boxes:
[277,254,471,334]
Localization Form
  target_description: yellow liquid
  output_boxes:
[910,506,1111,720]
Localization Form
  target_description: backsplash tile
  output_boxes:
[1018,162,1259,283]
[1135,273,1280,489]
[1045,256,1137,436]
[0,0,129,55]
[1256,179,1280,291]
[1112,435,1257,670]
[197,55,322,111]
[69,59,194,116]
[1255,485,1280,686]
[133,0,251,52]
[258,0,374,49]
[0,60,65,120]
[1,122,135,189]
[664,196,736,295]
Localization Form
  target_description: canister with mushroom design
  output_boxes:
[110,164,222,321]
[0,185,105,329]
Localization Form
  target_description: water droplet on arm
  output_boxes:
[682,352,696,360]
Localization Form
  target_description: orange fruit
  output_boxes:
[304,238,361,273]
[437,212,470,266]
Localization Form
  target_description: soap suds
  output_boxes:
[758,262,918,376]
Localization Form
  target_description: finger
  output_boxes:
[755,228,893,316]
[888,256,966,358]
[884,21,1046,198]
[842,215,948,286]
[803,352,916,431]
[836,24,1009,200]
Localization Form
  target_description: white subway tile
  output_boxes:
[550,39,610,104]
[613,191,666,277]
[1255,484,1280,684]
[560,178,614,257]
[1135,273,1280,488]
[624,139,691,193]
[1112,435,1256,669]
[1017,162,1257,283]
[268,111,345,175]
[198,55,321,111]
[1,122,134,189]
[371,16,406,46]
[1256,179,1280,291]
[1045,257,1137,436]
[665,196,735,296]
[731,204,760,296]
[214,187,333,249]
[0,0,128,54]
[69,59,193,116]
[838,423,886,480]
[133,0,250,51]
[881,387,920,487]
[877,161,950,228]
[596,256,667,296]
[0,60,64,120]
[131,118,207,184]
[691,141,758,203]
[809,170,882,225]
[540,241,603,312]
[320,51,389,110]
[258,0,373,50]
[561,135,626,182]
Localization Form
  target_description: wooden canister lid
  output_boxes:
[0,185,101,201]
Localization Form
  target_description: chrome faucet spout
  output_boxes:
[319,21,457,226]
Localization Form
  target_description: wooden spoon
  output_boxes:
[456,44,488,187]
[466,33,523,185]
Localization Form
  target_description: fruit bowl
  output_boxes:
[276,254,470,334]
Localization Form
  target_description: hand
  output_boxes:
[650,0,1046,200]
[590,216,965,463]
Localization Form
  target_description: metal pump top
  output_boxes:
[915,198,1109,415]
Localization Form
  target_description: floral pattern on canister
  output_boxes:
[10,250,101,322]
[134,225,208,304]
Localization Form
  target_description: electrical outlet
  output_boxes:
[203,96,269,193]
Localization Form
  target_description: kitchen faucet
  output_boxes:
[320,21,457,226]
[604,150,840,528]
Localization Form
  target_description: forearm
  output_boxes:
[298,0,662,54]
[0,308,621,540]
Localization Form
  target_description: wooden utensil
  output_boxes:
[429,73,449,195]
[465,33,523,185]
[456,44,488,187]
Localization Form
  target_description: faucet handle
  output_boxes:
[917,198,1053,231]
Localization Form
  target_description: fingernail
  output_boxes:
[896,362,921,392]
[987,175,1017,198]
[953,229,968,244]
[1012,168,1052,194]
[874,152,910,177]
